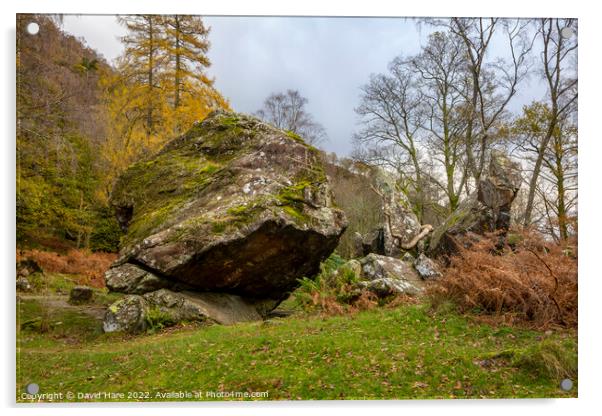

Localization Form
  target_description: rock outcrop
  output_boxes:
[428,150,522,256]
[103,111,347,331]
[103,296,148,334]
[353,170,428,257]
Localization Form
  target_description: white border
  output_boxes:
[2,1,600,415]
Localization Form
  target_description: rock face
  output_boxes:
[104,111,347,330]
[477,150,523,231]
[355,254,424,297]
[429,151,522,256]
[354,170,424,257]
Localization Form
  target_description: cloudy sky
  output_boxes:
[61,15,547,156]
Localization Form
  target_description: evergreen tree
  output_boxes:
[161,15,228,133]
[162,15,212,109]
[118,15,168,142]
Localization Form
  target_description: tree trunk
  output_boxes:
[555,138,568,241]
[174,15,181,109]
[146,17,154,143]
[523,112,557,227]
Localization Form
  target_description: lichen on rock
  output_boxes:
[355,253,425,297]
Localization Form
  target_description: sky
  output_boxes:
[60,14,548,156]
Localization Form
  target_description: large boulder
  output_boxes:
[104,111,347,324]
[428,151,522,256]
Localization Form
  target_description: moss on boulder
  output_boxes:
[106,110,347,309]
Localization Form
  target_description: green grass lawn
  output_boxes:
[16,287,577,402]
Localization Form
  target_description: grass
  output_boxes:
[16,296,577,402]
[17,273,123,349]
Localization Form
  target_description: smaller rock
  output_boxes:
[357,278,422,297]
[16,258,43,277]
[16,276,32,292]
[103,288,266,333]
[401,252,416,263]
[413,253,442,280]
[357,253,423,297]
[103,295,149,333]
[69,285,94,304]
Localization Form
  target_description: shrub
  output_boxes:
[145,307,176,333]
[427,230,577,328]
[291,253,379,315]
[16,249,117,288]
[89,207,123,252]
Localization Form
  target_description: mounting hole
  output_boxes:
[26,22,39,35]
[560,27,574,39]
[560,378,573,391]
[25,383,39,394]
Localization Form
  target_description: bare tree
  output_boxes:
[426,18,534,185]
[353,31,470,217]
[354,17,536,228]
[522,18,578,227]
[353,55,427,216]
[410,31,468,211]
[255,89,326,145]
[449,18,533,184]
